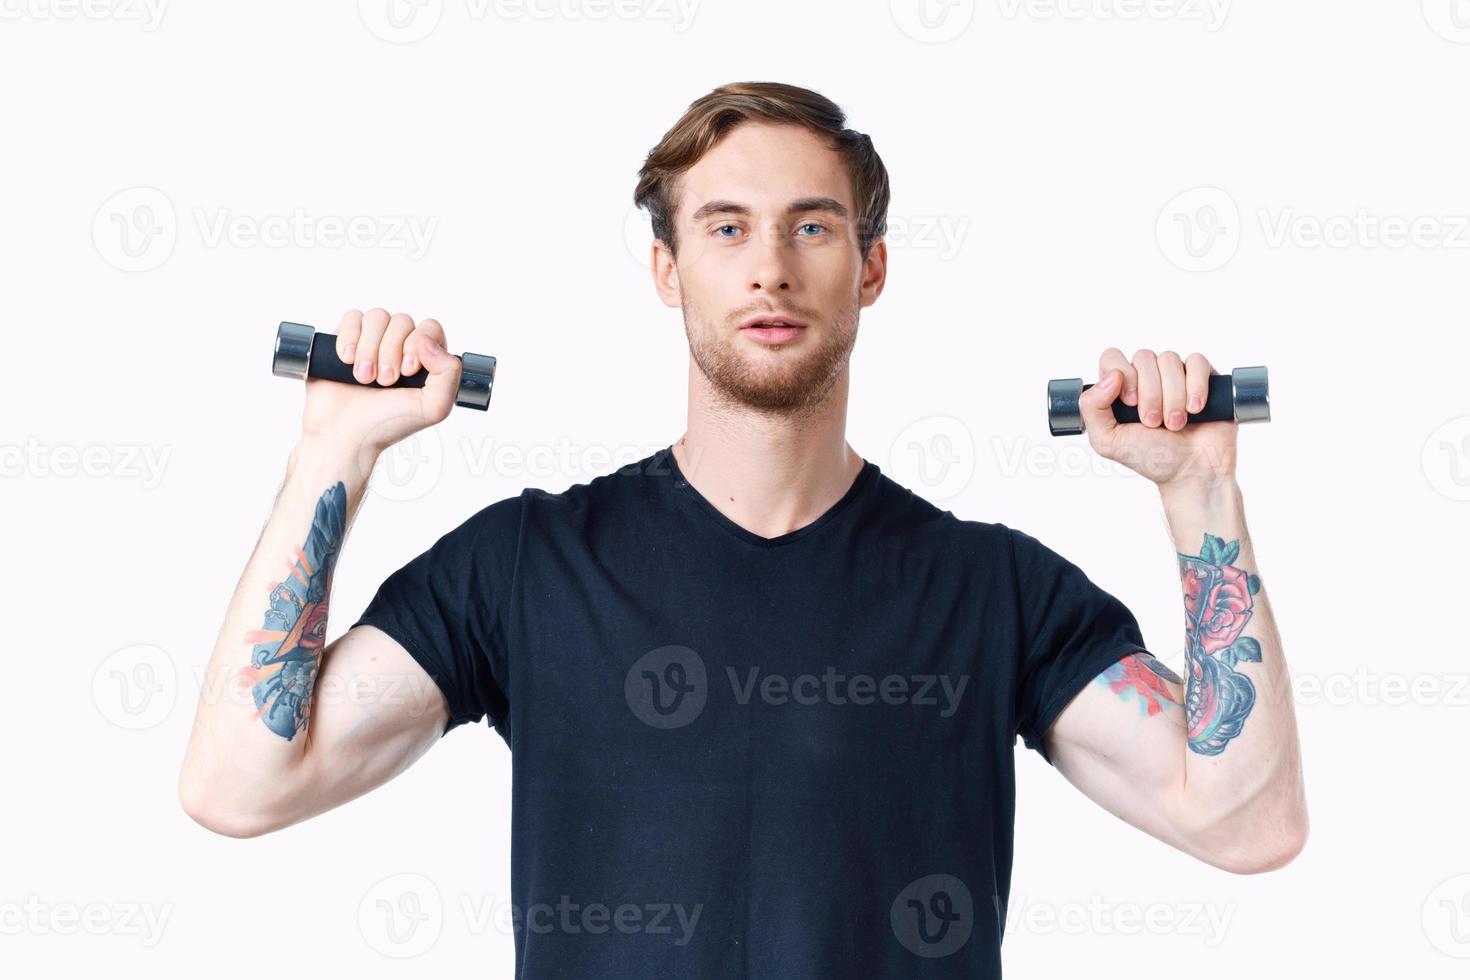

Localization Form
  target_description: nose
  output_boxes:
[747,220,798,293]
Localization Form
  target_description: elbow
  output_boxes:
[1208,817,1309,876]
[178,775,278,840]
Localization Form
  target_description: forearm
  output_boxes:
[178,434,377,833]
[1159,478,1307,869]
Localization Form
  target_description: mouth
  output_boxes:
[738,314,808,345]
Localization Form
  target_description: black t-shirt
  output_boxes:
[351,444,1147,978]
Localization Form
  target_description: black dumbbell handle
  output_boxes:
[1085,372,1237,425]
[307,331,432,389]
[274,321,495,411]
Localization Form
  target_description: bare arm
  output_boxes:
[178,309,463,838]
[1045,480,1307,873]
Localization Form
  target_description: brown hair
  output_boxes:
[633,81,890,262]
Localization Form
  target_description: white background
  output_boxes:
[3,0,1468,975]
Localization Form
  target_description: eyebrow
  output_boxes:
[688,196,850,223]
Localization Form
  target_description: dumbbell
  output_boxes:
[272,321,496,411]
[1047,365,1269,436]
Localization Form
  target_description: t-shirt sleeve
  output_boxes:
[1004,524,1149,765]
[350,492,524,738]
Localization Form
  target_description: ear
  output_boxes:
[650,238,682,309]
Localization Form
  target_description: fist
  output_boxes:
[300,308,463,456]
[1077,347,1239,491]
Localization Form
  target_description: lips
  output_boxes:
[739,313,808,345]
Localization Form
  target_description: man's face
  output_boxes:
[652,121,886,415]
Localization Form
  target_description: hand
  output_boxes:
[300,308,463,457]
[1077,347,1238,492]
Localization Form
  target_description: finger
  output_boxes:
[355,308,391,383]
[377,313,416,386]
[1184,353,1213,414]
[1078,366,1124,438]
[1133,349,1162,427]
[1100,347,1137,406]
[1158,350,1187,430]
[335,309,364,364]
[406,317,447,375]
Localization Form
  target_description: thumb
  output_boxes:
[417,335,462,408]
[1078,368,1122,438]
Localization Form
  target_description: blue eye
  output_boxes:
[798,223,827,236]
[715,224,740,238]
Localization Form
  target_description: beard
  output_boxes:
[683,294,859,416]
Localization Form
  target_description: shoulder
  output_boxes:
[867,466,1015,557]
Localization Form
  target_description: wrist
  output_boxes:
[1159,477,1244,532]
[291,432,380,481]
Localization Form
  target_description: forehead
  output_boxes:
[675,121,853,221]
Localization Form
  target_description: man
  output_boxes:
[178,81,1307,977]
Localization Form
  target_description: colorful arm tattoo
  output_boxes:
[1179,532,1261,756]
[1096,532,1262,756]
[238,482,347,740]
[1099,653,1184,718]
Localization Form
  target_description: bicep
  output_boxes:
[268,623,449,832]
[1044,652,1196,855]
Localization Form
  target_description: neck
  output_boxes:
[672,356,864,541]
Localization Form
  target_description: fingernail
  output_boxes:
[1188,394,1202,412]
[1124,387,1137,402]
[402,355,414,373]
[1145,410,1161,426]
[1168,411,1185,429]
[357,359,373,382]
[343,342,356,360]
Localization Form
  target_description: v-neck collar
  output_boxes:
[660,444,878,550]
